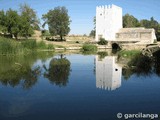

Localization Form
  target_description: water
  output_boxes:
[0,52,160,120]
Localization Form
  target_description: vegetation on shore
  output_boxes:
[81,44,97,52]
[118,50,141,58]
[97,38,108,45]
[0,37,54,55]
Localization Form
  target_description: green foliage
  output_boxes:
[97,51,108,59]
[82,44,97,52]
[90,16,96,38]
[97,38,108,45]
[0,37,55,55]
[123,14,140,27]
[44,55,71,87]
[140,17,159,35]
[42,6,71,41]
[123,14,160,40]
[0,37,23,55]
[89,30,95,37]
[36,41,55,50]
[0,52,54,88]
[118,50,141,58]
[0,10,7,33]
[20,4,40,31]
[21,39,37,49]
[0,4,39,39]
[36,41,46,49]
[5,9,21,39]
[41,30,51,36]
[47,44,55,50]
[123,54,152,79]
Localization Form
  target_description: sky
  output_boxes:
[0,0,160,35]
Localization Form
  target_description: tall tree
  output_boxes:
[123,14,140,28]
[42,6,71,41]
[19,4,40,38]
[0,10,7,33]
[89,16,96,37]
[5,9,20,39]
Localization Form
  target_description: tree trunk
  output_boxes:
[60,35,63,41]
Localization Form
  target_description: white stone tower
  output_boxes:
[96,4,122,41]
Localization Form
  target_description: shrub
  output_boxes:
[98,38,108,45]
[82,44,97,52]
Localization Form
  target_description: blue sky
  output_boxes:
[0,0,160,35]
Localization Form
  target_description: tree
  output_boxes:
[5,9,21,39]
[42,6,71,41]
[123,14,140,28]
[89,30,95,37]
[140,19,151,28]
[19,4,40,38]
[0,4,39,39]
[89,16,96,38]
[0,10,7,33]
[140,17,160,40]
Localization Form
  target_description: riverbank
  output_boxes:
[0,37,54,55]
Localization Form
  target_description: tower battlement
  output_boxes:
[96,4,122,41]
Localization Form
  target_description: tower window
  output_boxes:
[100,13,102,16]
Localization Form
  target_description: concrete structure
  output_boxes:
[95,56,122,91]
[95,5,156,44]
[96,4,122,41]
[116,28,157,44]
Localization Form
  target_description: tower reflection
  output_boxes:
[95,56,122,91]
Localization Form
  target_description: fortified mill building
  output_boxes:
[95,4,157,44]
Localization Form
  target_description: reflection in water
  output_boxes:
[95,55,122,91]
[122,50,160,79]
[44,55,71,87]
[0,52,54,89]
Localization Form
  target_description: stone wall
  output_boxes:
[116,28,156,44]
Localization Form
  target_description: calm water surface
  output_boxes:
[0,53,160,120]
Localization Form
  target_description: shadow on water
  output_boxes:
[122,50,160,80]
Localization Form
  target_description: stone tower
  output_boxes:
[96,4,122,41]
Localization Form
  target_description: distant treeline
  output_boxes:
[123,14,160,40]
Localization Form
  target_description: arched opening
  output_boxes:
[112,43,121,50]
[112,43,121,54]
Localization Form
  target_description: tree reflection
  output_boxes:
[153,50,160,76]
[122,54,152,80]
[44,55,71,87]
[123,51,160,79]
[0,52,53,89]
[0,64,41,89]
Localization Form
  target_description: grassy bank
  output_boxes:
[81,44,97,52]
[0,37,54,55]
[118,50,141,58]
